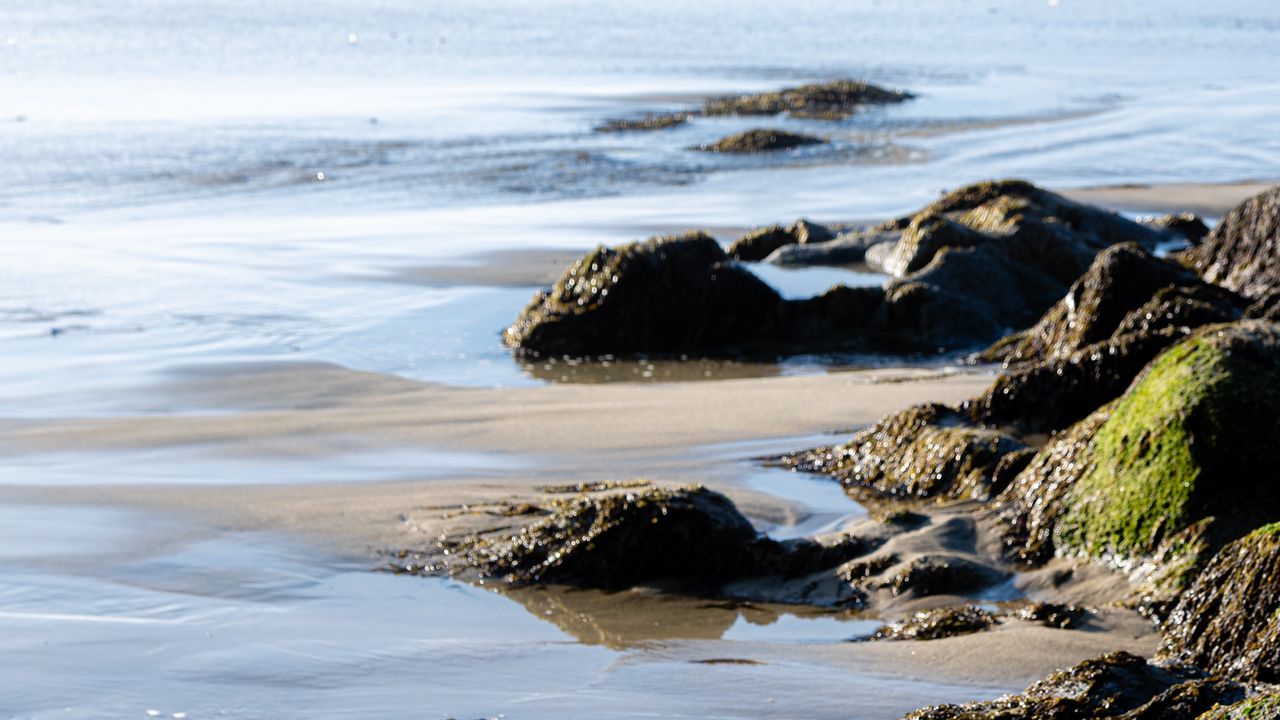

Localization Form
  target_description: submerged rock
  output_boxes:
[995,322,1280,571]
[701,79,914,120]
[783,403,1025,503]
[904,651,1227,720]
[1161,524,1280,682]
[595,112,689,132]
[1178,186,1280,299]
[866,605,998,641]
[696,129,825,153]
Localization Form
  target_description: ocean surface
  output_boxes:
[2,1,1279,717]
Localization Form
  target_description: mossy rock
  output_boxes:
[697,129,825,153]
[904,651,1230,720]
[783,403,1025,503]
[1161,524,1280,682]
[1178,186,1280,300]
[867,605,998,641]
[700,79,913,119]
[1197,694,1280,720]
[1052,322,1280,560]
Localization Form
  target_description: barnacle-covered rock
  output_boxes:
[866,605,998,641]
[782,403,1026,502]
[1178,186,1280,299]
[903,651,1219,720]
[1161,524,1280,682]
[696,129,826,153]
[880,554,1005,598]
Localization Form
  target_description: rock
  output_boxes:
[1197,694,1280,720]
[766,230,896,266]
[439,485,870,592]
[697,129,826,153]
[903,651,1209,720]
[504,231,785,357]
[995,322,1280,569]
[726,219,837,261]
[595,112,689,132]
[881,554,1005,598]
[1178,186,1280,299]
[1161,524,1280,682]
[781,403,1026,503]
[866,605,998,641]
[701,79,914,120]
[980,243,1217,365]
[726,225,795,261]
[1118,679,1248,720]
[1014,602,1087,629]
[1141,212,1210,245]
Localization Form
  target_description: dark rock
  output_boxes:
[781,403,1026,503]
[866,605,998,641]
[727,225,795,261]
[979,244,1216,365]
[504,232,785,357]
[1141,212,1210,245]
[881,554,1005,598]
[701,79,914,120]
[1116,679,1247,720]
[788,218,836,245]
[1161,524,1280,683]
[766,231,895,266]
[903,651,1202,720]
[439,485,869,592]
[595,112,689,132]
[697,129,826,153]
[1178,186,1280,299]
[1014,602,1087,629]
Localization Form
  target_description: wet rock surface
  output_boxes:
[700,79,914,120]
[1198,694,1280,720]
[903,651,1234,720]
[1016,602,1088,630]
[880,554,1005,598]
[506,180,1171,359]
[1161,524,1280,683]
[726,219,836,261]
[1179,186,1280,299]
[697,129,826,153]
[595,113,690,132]
[780,403,1025,503]
[865,605,998,641]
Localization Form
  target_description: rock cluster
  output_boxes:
[696,129,825,154]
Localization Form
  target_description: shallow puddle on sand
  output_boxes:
[739,462,867,539]
[0,503,1015,719]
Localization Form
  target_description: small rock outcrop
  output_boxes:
[781,403,1025,503]
[701,79,914,120]
[1197,695,1280,720]
[866,605,998,641]
[595,113,690,132]
[726,219,835,261]
[697,129,826,153]
[1178,186,1280,299]
[1161,524,1280,682]
[904,651,1239,720]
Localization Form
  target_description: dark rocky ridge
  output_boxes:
[696,129,826,153]
[1178,186,1280,299]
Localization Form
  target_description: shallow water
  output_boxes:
[3,1,1279,716]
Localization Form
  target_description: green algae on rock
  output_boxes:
[903,651,1234,720]
[696,128,826,153]
[1197,694,1280,720]
[865,605,998,641]
[1178,186,1280,300]
[1161,524,1280,683]
[700,79,914,119]
[783,403,1026,503]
